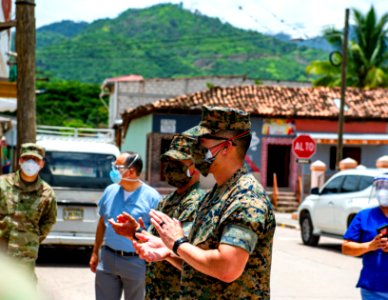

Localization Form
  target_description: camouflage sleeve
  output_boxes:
[38,190,57,242]
[220,224,258,253]
[182,221,194,236]
[220,191,272,253]
[179,188,204,236]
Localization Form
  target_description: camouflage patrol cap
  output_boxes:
[186,105,251,137]
[20,143,45,160]
[161,134,194,161]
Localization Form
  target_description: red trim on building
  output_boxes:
[295,119,387,133]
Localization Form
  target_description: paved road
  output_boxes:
[271,227,360,300]
[36,227,362,300]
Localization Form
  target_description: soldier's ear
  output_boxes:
[39,160,45,169]
[222,141,232,154]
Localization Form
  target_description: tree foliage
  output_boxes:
[36,80,108,128]
[36,3,326,83]
[306,6,388,88]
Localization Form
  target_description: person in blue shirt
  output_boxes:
[89,151,161,300]
[342,175,388,300]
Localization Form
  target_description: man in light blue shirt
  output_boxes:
[89,151,160,300]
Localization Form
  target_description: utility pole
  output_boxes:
[335,8,349,170]
[16,0,36,157]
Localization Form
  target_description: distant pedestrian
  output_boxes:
[0,143,57,281]
[342,174,388,300]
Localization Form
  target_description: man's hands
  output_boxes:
[89,252,98,273]
[150,209,185,250]
[369,234,388,252]
[133,233,172,262]
[109,212,144,240]
[107,210,186,263]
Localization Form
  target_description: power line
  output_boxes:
[225,0,273,33]
[230,0,311,39]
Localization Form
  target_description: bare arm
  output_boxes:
[174,243,249,282]
[133,232,248,280]
[150,210,249,283]
[342,234,386,257]
[89,217,105,273]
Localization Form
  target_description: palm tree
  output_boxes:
[306,6,388,88]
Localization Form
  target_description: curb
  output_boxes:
[276,222,299,230]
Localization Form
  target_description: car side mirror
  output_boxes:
[310,187,320,195]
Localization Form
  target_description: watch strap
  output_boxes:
[172,236,189,256]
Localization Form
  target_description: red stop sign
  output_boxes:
[292,135,316,159]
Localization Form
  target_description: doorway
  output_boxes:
[266,144,291,187]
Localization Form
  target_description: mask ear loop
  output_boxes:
[127,154,139,169]
[227,130,251,145]
[122,154,141,181]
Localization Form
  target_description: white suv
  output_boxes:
[298,168,388,246]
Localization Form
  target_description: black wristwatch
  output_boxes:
[132,227,143,240]
[172,236,189,256]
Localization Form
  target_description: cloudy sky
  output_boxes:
[35,0,387,38]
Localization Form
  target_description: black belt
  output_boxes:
[103,245,138,257]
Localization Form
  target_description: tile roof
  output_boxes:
[122,85,388,131]
[103,74,144,84]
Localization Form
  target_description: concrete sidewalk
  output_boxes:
[274,212,299,230]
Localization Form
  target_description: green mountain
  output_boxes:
[36,3,327,83]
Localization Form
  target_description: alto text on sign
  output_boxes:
[292,135,316,159]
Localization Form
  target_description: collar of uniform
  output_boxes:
[216,166,248,189]
[13,171,43,192]
[202,166,248,208]
[166,181,200,206]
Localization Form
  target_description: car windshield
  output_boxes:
[40,151,116,189]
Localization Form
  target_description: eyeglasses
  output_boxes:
[111,163,129,171]
[200,135,237,146]
[201,131,251,145]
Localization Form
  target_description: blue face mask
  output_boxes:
[110,154,140,184]
[109,168,122,184]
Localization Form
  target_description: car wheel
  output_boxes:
[347,214,356,227]
[300,213,320,246]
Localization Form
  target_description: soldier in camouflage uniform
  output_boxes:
[110,135,205,299]
[0,143,57,276]
[145,134,205,300]
[136,106,276,299]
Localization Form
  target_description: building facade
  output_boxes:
[105,81,388,191]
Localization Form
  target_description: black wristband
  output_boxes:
[172,236,189,256]
[132,227,143,240]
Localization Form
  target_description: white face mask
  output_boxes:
[20,159,41,177]
[377,189,388,207]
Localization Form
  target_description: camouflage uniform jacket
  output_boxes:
[0,171,57,264]
[146,182,205,300]
[181,167,276,300]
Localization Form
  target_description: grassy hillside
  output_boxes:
[36,3,326,83]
